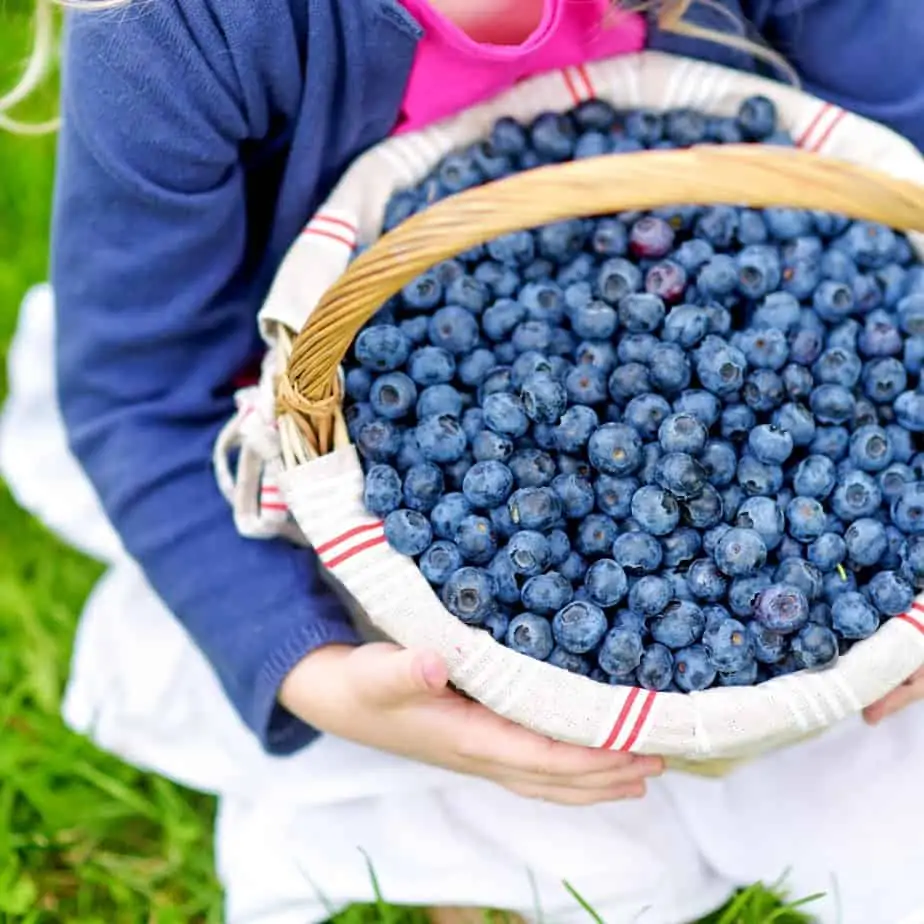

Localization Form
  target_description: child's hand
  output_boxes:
[280,643,664,805]
[863,667,924,725]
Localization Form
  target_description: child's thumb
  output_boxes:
[361,647,449,706]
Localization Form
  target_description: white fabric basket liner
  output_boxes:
[221,51,924,763]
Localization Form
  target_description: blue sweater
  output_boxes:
[53,0,924,754]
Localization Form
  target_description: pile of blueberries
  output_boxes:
[342,94,924,692]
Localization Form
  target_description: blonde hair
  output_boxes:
[1,0,795,134]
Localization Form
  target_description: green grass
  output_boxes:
[0,6,816,922]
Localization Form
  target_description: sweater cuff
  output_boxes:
[255,605,361,755]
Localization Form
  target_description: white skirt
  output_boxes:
[4,285,924,924]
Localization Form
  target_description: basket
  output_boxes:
[219,52,924,773]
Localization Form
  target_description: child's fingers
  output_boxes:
[502,779,648,806]
[453,701,663,781]
[863,669,924,725]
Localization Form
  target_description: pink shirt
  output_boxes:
[394,0,647,133]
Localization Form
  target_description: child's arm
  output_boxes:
[53,2,359,755]
[762,0,923,149]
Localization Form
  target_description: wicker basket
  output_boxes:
[232,52,924,773]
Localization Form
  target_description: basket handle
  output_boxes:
[282,146,924,454]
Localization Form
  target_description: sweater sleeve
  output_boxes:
[762,0,924,150]
[52,1,359,755]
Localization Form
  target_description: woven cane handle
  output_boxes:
[284,146,924,453]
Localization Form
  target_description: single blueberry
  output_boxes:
[384,508,433,556]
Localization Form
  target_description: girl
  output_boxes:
[2,0,924,922]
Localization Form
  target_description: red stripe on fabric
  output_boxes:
[912,601,924,615]
[315,521,385,555]
[261,502,289,513]
[314,214,356,233]
[796,103,831,148]
[561,69,582,106]
[619,691,657,752]
[809,109,846,153]
[325,534,387,569]
[261,485,280,494]
[576,64,595,99]
[898,613,924,635]
[302,227,356,249]
[601,687,640,750]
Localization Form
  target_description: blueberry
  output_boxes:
[356,418,402,462]
[859,309,903,357]
[695,208,739,250]
[673,392,721,431]
[880,463,916,503]
[735,497,784,550]
[809,426,849,462]
[507,487,562,532]
[482,393,529,438]
[346,402,376,436]
[721,485,746,520]
[737,94,777,139]
[623,394,673,442]
[552,600,608,654]
[478,366,514,403]
[588,218,627,258]
[419,541,464,585]
[681,484,724,529]
[674,239,715,274]
[596,257,642,305]
[416,384,463,420]
[472,430,514,463]
[703,617,754,672]
[737,454,784,498]
[791,624,838,670]
[461,461,514,510]
[773,558,823,604]
[628,575,672,616]
[861,357,907,405]
[673,644,717,692]
[612,531,664,573]
[345,367,374,402]
[559,550,588,584]
[654,414,705,458]
[547,647,592,675]
[521,572,573,616]
[607,363,651,403]
[686,558,727,603]
[506,613,554,660]
[781,363,814,401]
[550,473,594,520]
[584,559,629,608]
[649,342,692,393]
[509,449,556,488]
[618,292,666,334]
[791,455,837,499]
[902,538,924,588]
[574,340,617,374]
[653,452,708,500]
[592,475,636,519]
[402,269,444,310]
[598,627,645,676]
[408,347,456,387]
[772,402,817,447]
[627,486,679,537]
[831,470,881,521]
[662,305,711,349]
[661,528,703,569]
[742,327,790,371]
[637,644,674,691]
[563,365,608,405]
[736,245,782,300]
[846,424,893,474]
[719,661,761,686]
[529,111,576,161]
[895,391,924,432]
[650,600,705,649]
[554,405,599,453]
[844,517,888,567]
[866,570,914,617]
[892,482,924,535]
[573,513,618,558]
[430,493,473,541]
[765,208,813,241]
[481,607,512,643]
[400,463,443,514]
[720,404,757,443]
[588,423,643,476]
[807,533,847,572]
[501,531,549,579]
[785,496,827,542]
[697,341,747,396]
[625,108,664,144]
[384,508,433,556]
[363,465,403,518]
[628,216,675,259]
[744,424,792,466]
[482,298,526,342]
[715,528,767,577]
[831,592,879,640]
